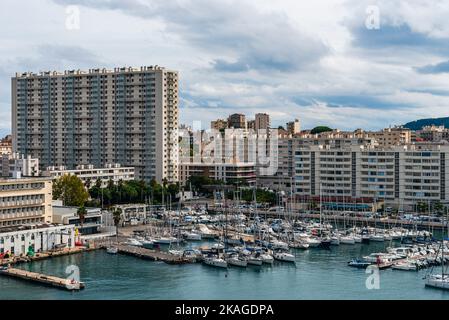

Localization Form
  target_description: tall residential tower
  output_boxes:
[12,66,179,183]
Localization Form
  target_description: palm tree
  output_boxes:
[77,205,87,227]
[95,177,102,189]
[112,207,122,240]
[117,179,124,203]
[84,177,92,189]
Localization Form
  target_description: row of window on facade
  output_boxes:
[0,183,45,191]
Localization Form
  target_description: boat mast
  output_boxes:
[441,231,444,278]
[319,183,322,236]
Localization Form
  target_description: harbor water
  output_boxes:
[1,240,449,300]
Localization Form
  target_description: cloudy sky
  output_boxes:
[1,0,449,136]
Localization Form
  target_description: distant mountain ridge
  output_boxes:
[403,117,449,131]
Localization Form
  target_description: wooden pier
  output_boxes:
[0,267,85,291]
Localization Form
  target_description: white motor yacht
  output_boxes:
[273,250,295,262]
[226,255,248,267]
[247,256,263,266]
[203,257,228,268]
[260,253,274,264]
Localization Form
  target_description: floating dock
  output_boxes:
[100,244,195,264]
[0,267,85,291]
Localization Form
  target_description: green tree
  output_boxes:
[434,201,444,215]
[167,183,180,198]
[416,201,429,213]
[310,126,333,134]
[53,175,89,207]
[187,175,222,195]
[233,188,276,205]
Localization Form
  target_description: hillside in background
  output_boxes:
[403,117,449,131]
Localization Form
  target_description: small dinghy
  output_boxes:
[348,259,371,268]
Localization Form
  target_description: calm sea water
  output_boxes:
[1,239,449,300]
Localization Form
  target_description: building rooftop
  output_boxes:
[0,223,67,234]
[0,176,52,183]
[14,66,175,78]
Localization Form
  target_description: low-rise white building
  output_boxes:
[52,204,103,235]
[0,223,75,256]
[44,164,135,187]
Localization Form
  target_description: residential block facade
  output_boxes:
[12,66,179,183]
[295,143,449,210]
[0,177,53,227]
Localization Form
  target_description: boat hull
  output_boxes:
[203,259,228,268]
[274,253,295,262]
[392,264,417,271]
[260,254,274,264]
[247,258,263,266]
[426,276,449,290]
[227,258,247,267]
[106,247,118,254]
[340,237,355,245]
[370,236,385,242]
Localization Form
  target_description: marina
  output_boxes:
[1,204,449,299]
[1,241,449,300]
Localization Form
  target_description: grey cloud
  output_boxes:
[349,24,449,55]
[213,59,249,73]
[12,44,105,72]
[0,44,105,134]
[52,0,329,73]
[415,60,449,74]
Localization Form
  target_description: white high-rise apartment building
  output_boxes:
[295,143,449,210]
[12,66,179,183]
